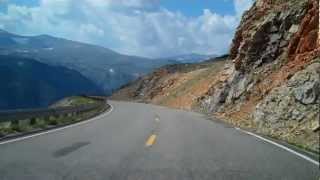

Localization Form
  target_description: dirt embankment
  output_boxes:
[112,56,231,110]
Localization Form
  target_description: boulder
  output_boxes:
[254,62,320,124]
[288,62,320,104]
[225,72,252,104]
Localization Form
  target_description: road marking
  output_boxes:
[0,104,114,145]
[145,134,157,147]
[235,127,319,166]
[155,117,160,122]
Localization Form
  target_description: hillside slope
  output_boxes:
[0,55,102,110]
[112,0,319,152]
[112,55,231,109]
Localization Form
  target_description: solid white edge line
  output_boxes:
[235,127,319,166]
[0,104,114,145]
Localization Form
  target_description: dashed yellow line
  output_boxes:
[155,117,160,122]
[145,134,157,147]
[155,115,160,122]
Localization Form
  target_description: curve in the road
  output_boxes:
[0,101,318,180]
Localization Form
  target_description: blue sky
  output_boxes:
[1,0,237,16]
[0,0,253,58]
[160,0,236,16]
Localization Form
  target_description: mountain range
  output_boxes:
[0,29,219,109]
[0,29,179,94]
[0,55,102,109]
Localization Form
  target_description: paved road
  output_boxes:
[0,101,319,180]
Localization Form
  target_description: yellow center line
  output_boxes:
[145,134,157,147]
[155,115,160,122]
[155,117,160,122]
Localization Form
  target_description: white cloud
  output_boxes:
[0,0,253,58]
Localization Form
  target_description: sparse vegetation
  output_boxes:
[69,96,96,106]
[51,96,97,107]
[0,97,107,139]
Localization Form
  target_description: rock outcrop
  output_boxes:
[254,60,319,150]
[199,0,319,152]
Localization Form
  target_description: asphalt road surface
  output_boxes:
[0,101,319,180]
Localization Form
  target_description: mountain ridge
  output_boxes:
[0,29,174,94]
[0,55,103,110]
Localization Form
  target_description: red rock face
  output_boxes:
[223,0,318,121]
[230,0,318,72]
[288,0,319,57]
[230,4,269,71]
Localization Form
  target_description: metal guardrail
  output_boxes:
[0,96,109,122]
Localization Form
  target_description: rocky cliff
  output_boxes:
[112,0,319,152]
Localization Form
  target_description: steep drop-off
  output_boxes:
[113,0,319,152]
